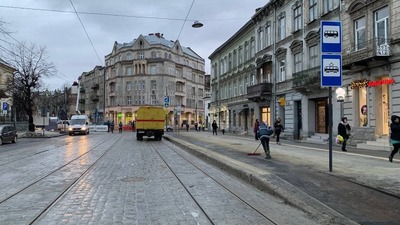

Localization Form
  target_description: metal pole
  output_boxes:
[329,87,333,172]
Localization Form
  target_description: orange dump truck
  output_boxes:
[135,106,165,141]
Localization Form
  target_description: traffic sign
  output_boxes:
[321,54,342,87]
[321,21,342,53]
[164,96,170,104]
[2,102,8,111]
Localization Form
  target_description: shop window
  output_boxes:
[261,107,271,125]
[358,87,368,126]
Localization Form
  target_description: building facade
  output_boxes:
[78,66,105,123]
[341,0,400,143]
[210,0,400,144]
[102,33,205,126]
[209,19,258,134]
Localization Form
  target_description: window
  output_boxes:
[239,46,243,65]
[323,0,334,14]
[278,17,286,41]
[309,0,317,22]
[150,65,157,74]
[250,74,255,85]
[126,53,132,60]
[125,66,132,75]
[239,78,243,95]
[309,45,319,68]
[294,5,302,31]
[138,52,144,59]
[258,28,264,51]
[228,54,232,70]
[279,60,286,82]
[355,17,366,50]
[151,51,156,58]
[375,6,389,46]
[266,25,271,47]
[244,42,249,61]
[294,53,302,73]
[151,95,157,105]
[233,50,237,68]
[126,82,132,92]
[250,39,255,58]
[127,96,132,105]
[220,59,225,74]
[151,80,157,90]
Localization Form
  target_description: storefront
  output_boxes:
[349,76,394,137]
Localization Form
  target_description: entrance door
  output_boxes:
[382,84,389,135]
[316,99,328,133]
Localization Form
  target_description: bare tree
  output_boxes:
[7,43,56,131]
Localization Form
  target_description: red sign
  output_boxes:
[368,78,395,87]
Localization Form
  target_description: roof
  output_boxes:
[115,34,203,60]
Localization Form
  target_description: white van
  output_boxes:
[68,115,90,135]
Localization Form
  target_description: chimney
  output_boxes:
[155,33,161,38]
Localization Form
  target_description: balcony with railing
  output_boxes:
[246,82,272,102]
[343,38,391,68]
[91,84,100,89]
[292,66,320,93]
[90,94,99,101]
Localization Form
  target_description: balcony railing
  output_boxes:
[292,66,320,88]
[90,95,99,101]
[91,84,99,89]
[343,38,391,66]
[246,82,272,102]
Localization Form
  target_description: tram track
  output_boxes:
[0,134,123,225]
[149,141,280,225]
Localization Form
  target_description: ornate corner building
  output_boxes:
[78,33,206,127]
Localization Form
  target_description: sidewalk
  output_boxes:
[164,130,400,224]
[19,130,66,138]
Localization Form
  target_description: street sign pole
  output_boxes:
[321,20,342,172]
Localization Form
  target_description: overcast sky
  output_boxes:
[0,0,267,90]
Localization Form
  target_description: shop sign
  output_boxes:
[350,78,395,89]
[368,78,395,87]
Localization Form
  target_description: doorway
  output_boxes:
[382,82,390,135]
[316,99,328,133]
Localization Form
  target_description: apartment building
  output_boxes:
[103,33,205,126]
[78,66,105,123]
[341,0,400,143]
[209,19,257,134]
[0,58,15,118]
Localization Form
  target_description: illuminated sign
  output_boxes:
[368,78,395,87]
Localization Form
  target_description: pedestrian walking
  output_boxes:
[131,121,135,132]
[389,115,400,162]
[110,121,115,133]
[254,119,260,140]
[337,117,351,151]
[107,120,110,133]
[273,117,284,145]
[194,122,198,132]
[221,121,226,135]
[212,120,218,135]
[118,121,123,133]
[258,122,274,159]
[186,123,189,132]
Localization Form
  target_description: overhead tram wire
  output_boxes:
[176,0,196,41]
[69,0,103,66]
[0,5,249,22]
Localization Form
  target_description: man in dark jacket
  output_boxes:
[258,122,274,159]
[389,115,400,162]
[338,117,351,151]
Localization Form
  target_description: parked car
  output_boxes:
[57,120,70,130]
[0,125,18,145]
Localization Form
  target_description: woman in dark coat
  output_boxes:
[338,117,351,151]
[212,120,218,135]
[273,117,284,145]
[389,115,400,162]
